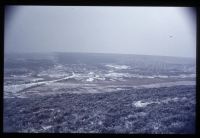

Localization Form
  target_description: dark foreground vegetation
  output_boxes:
[4,85,195,134]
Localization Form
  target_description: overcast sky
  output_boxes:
[4,6,196,58]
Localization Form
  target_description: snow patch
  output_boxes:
[133,97,188,108]
[42,125,52,130]
[86,78,94,82]
[105,64,129,69]
[88,72,94,75]
[105,72,129,78]
[32,78,44,82]
[133,101,155,108]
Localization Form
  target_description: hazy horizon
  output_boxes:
[4,51,196,59]
[5,6,196,58]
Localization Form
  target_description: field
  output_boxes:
[3,52,196,133]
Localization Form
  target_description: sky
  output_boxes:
[4,6,196,58]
